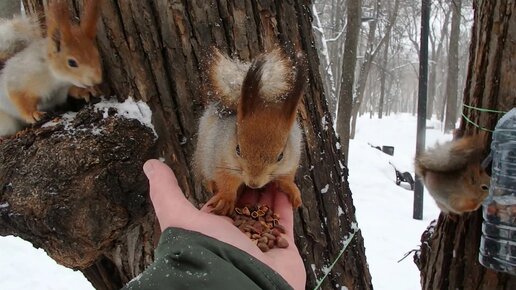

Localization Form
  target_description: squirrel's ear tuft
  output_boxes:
[207,47,249,107]
[238,50,307,121]
[81,0,102,40]
[257,48,293,102]
[238,56,266,119]
[281,52,307,121]
[47,0,71,40]
[51,29,61,52]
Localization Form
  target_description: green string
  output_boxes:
[461,112,494,133]
[460,103,508,132]
[463,104,507,114]
[313,230,356,290]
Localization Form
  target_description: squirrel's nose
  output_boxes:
[247,182,261,189]
[247,181,262,189]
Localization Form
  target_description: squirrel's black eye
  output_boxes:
[236,145,241,157]
[481,184,489,191]
[277,152,284,162]
[67,59,79,68]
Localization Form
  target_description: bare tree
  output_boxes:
[349,0,400,138]
[336,0,361,164]
[444,0,462,131]
[428,5,451,118]
[378,13,392,119]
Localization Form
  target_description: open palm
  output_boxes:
[144,159,306,290]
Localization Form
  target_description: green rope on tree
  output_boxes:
[461,112,494,133]
[313,229,357,290]
[463,104,507,114]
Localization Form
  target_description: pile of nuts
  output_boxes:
[230,205,289,252]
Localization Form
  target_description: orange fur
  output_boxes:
[68,85,98,102]
[81,0,102,39]
[0,52,11,62]
[46,0,102,87]
[237,108,294,186]
[204,51,306,216]
[274,175,302,208]
[415,134,490,214]
[206,171,244,215]
[9,90,44,123]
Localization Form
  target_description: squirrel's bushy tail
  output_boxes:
[0,16,42,62]
[206,48,298,110]
[415,134,486,177]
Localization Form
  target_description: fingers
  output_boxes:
[272,191,295,239]
[144,159,198,230]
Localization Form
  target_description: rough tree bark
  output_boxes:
[444,0,462,132]
[415,1,516,289]
[336,0,361,165]
[3,1,373,289]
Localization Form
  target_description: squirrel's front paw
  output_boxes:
[68,86,99,102]
[206,193,236,216]
[275,180,302,208]
[24,111,45,123]
[288,187,302,208]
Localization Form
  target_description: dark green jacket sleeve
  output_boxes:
[121,227,293,290]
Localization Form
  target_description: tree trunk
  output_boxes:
[336,0,361,165]
[312,4,337,121]
[444,0,462,132]
[349,0,400,139]
[415,1,516,289]
[428,9,451,119]
[412,89,417,116]
[378,37,390,119]
[329,1,345,101]
[4,1,372,289]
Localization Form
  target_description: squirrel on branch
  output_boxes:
[193,47,307,216]
[0,0,102,137]
[415,134,490,214]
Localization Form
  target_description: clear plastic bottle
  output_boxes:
[479,108,516,275]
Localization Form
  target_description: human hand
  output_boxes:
[143,159,306,290]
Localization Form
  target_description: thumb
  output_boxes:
[144,159,198,231]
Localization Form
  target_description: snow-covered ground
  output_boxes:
[349,113,451,290]
[0,113,449,290]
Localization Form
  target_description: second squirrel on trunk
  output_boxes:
[0,0,102,137]
[415,134,491,214]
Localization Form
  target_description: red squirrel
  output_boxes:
[193,48,307,215]
[415,134,490,214]
[0,0,102,137]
